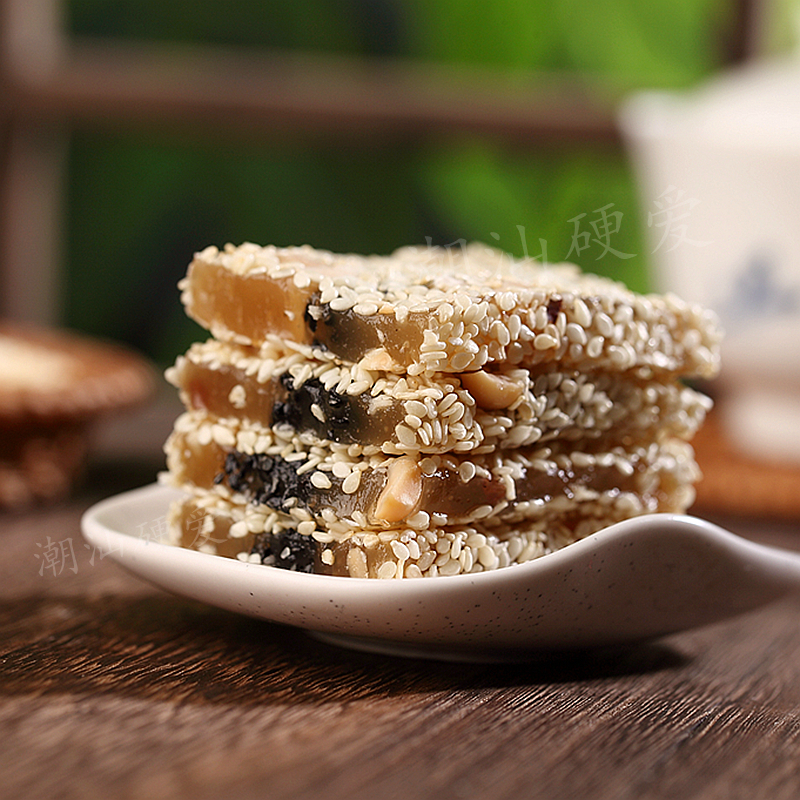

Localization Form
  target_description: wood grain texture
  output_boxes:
[2,463,800,800]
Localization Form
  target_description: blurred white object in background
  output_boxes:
[620,58,800,464]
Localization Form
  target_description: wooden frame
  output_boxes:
[0,0,757,322]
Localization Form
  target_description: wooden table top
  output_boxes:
[3,458,800,800]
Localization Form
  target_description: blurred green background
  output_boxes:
[64,0,731,366]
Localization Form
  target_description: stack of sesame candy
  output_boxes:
[161,242,721,578]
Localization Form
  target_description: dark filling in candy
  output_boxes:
[305,299,425,365]
[220,451,313,511]
[182,358,398,446]
[546,296,562,324]
[272,373,355,440]
[217,447,506,523]
[303,291,325,335]
[250,529,316,573]
[306,302,377,362]
[211,444,645,528]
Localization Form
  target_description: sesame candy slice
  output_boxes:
[164,416,699,532]
[168,339,712,457]
[180,242,722,378]
[167,466,696,578]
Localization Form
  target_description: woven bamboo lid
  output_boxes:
[693,411,800,520]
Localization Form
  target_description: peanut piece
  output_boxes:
[374,456,423,522]
[359,347,402,373]
[459,370,523,410]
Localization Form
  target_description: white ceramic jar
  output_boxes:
[620,59,800,463]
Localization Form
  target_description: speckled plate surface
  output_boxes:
[81,484,800,661]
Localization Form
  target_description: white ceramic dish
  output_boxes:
[82,483,800,660]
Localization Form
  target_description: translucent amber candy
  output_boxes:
[181,244,722,378]
[183,256,429,365]
[168,343,405,449]
[167,340,712,456]
[164,423,697,530]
